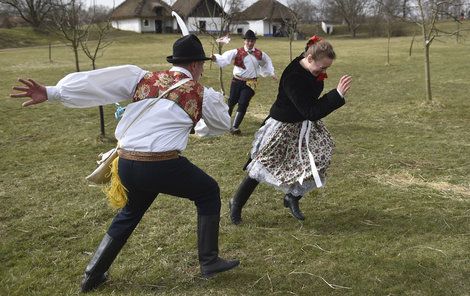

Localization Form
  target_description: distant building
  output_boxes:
[232,0,296,37]
[321,22,334,35]
[111,0,173,33]
[111,0,225,34]
[172,0,224,33]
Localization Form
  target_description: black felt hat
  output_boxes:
[243,29,257,40]
[166,34,211,64]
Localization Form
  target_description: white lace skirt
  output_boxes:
[246,118,335,196]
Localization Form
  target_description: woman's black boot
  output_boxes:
[229,176,259,225]
[283,194,305,220]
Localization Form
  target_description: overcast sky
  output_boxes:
[87,0,288,9]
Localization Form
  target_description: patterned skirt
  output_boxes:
[246,118,335,196]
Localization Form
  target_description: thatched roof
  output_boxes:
[172,0,224,18]
[238,0,296,21]
[111,0,172,20]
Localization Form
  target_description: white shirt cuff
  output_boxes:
[336,88,344,98]
[46,86,60,101]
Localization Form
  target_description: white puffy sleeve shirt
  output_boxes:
[213,47,275,79]
[46,65,230,152]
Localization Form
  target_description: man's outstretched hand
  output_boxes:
[11,78,47,107]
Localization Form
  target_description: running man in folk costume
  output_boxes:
[11,34,239,293]
[212,29,276,135]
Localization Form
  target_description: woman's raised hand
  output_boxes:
[336,75,352,97]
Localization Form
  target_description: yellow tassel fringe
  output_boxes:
[103,157,128,209]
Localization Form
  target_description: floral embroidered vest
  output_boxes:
[234,47,262,69]
[133,71,203,124]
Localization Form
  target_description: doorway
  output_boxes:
[155,20,162,33]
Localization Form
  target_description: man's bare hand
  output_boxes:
[10,78,47,107]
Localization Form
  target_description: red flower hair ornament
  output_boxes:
[305,35,328,81]
[306,35,322,48]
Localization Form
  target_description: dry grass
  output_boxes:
[1,30,470,295]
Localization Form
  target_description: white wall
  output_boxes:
[263,21,283,36]
[230,23,249,35]
[186,17,223,33]
[112,18,142,33]
[113,18,173,33]
[246,20,264,36]
[141,18,155,33]
[264,21,271,35]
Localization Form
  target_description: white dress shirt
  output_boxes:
[46,65,231,152]
[213,46,275,79]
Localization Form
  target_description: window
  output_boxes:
[237,28,243,34]
[143,19,149,27]
[199,20,206,31]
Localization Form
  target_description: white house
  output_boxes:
[232,0,296,37]
[111,0,173,33]
[172,0,225,34]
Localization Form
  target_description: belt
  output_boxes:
[117,149,180,162]
[233,76,257,82]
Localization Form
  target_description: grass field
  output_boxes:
[1,30,469,295]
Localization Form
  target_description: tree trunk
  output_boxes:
[409,31,416,57]
[217,43,225,95]
[289,36,293,61]
[49,42,52,63]
[386,20,391,66]
[423,41,432,101]
[73,45,80,72]
[99,106,105,136]
[402,0,407,18]
[218,68,225,95]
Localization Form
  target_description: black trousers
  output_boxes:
[106,156,221,242]
[228,79,255,114]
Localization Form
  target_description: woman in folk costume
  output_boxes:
[212,29,276,135]
[228,36,352,224]
[10,34,239,293]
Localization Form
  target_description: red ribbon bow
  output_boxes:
[316,72,328,81]
[306,35,322,48]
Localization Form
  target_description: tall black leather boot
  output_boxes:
[230,111,245,135]
[229,176,259,225]
[80,233,126,293]
[283,194,305,220]
[198,215,240,278]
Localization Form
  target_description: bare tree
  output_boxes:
[408,0,466,101]
[288,0,319,23]
[48,0,87,72]
[193,0,244,94]
[80,8,113,137]
[0,0,53,29]
[375,0,402,64]
[80,20,112,70]
[402,0,409,17]
[284,1,303,60]
[323,0,370,37]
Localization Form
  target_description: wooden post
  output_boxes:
[99,106,105,136]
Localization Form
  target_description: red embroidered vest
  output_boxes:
[132,71,203,124]
[234,48,262,69]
